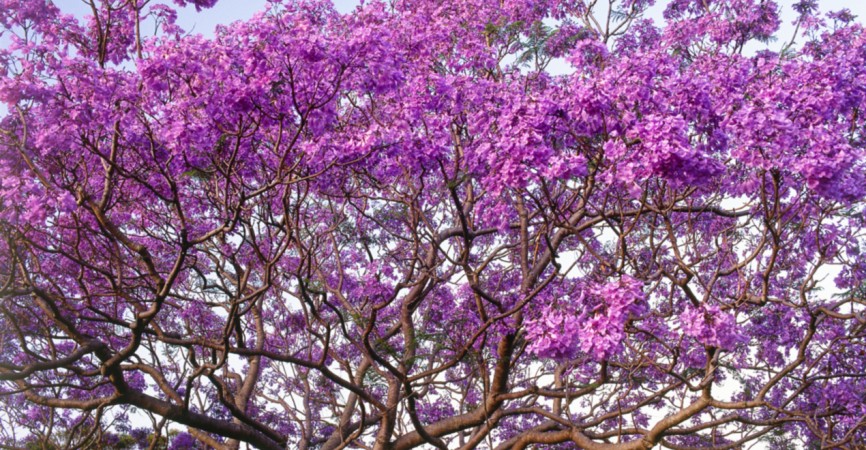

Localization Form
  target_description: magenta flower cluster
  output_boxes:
[526,276,645,361]
[679,303,741,350]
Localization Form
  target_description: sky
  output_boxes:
[175,0,866,43]
[8,1,866,56]
[49,0,866,61]
[149,0,361,32]
[58,0,357,34]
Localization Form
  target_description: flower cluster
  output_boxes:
[526,276,646,361]
[525,307,583,360]
[679,303,741,350]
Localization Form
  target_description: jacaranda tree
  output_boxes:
[2,0,866,448]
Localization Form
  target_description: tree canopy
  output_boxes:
[2,0,866,448]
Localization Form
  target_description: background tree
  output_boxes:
[2,0,866,448]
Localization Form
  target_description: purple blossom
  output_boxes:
[1,0,866,448]
[679,303,741,349]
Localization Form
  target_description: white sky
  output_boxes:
[4,1,863,60]
[53,0,866,41]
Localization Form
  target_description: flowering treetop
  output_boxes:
[2,0,866,448]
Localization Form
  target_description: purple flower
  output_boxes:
[679,303,741,350]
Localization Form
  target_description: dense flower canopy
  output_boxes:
[2,0,866,448]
